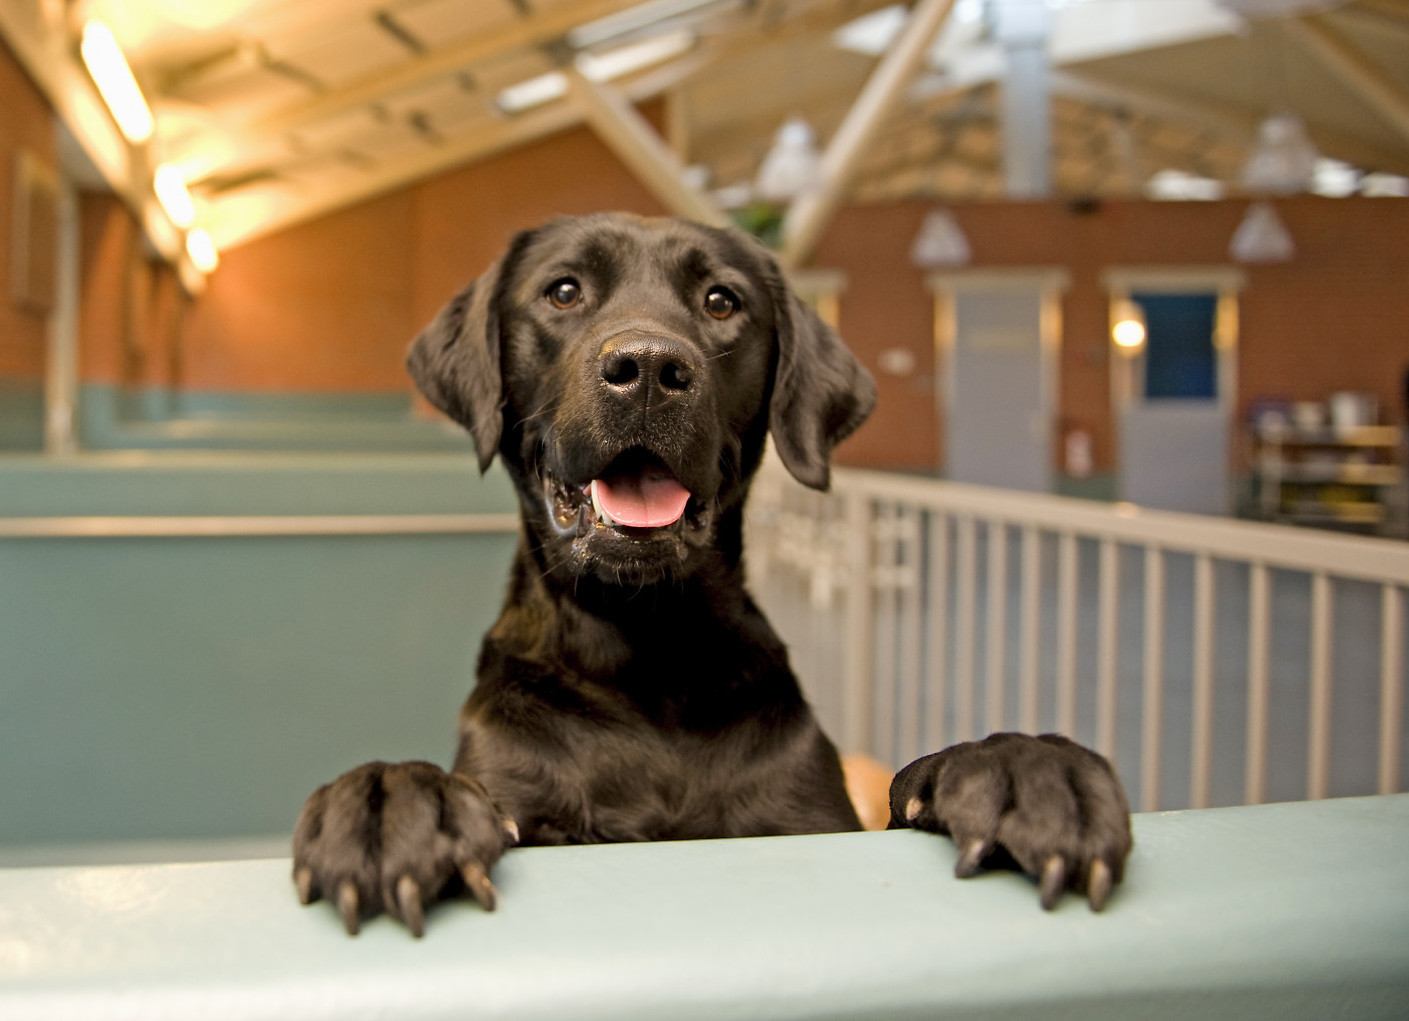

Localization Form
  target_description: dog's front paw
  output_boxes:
[890,733,1132,911]
[292,760,517,936]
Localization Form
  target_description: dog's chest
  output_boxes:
[471,702,798,844]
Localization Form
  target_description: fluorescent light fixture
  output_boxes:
[154,164,196,228]
[186,228,219,273]
[1111,300,1146,350]
[496,72,568,114]
[1312,158,1359,198]
[577,29,694,81]
[834,4,908,56]
[567,0,721,49]
[1145,169,1225,201]
[1242,112,1318,195]
[1360,172,1409,198]
[754,118,822,203]
[497,30,694,114]
[80,21,154,144]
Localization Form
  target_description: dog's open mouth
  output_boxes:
[589,460,690,529]
[545,449,711,544]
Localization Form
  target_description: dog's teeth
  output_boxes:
[589,480,616,526]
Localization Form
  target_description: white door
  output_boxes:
[932,270,1067,493]
[1106,269,1244,516]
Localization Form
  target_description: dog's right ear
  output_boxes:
[406,237,527,472]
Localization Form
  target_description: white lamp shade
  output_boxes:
[909,209,971,267]
[1230,201,1295,263]
[1242,113,1319,195]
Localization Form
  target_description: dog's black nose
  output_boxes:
[598,336,695,398]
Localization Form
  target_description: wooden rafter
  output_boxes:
[208,54,712,248]
[1285,14,1409,146]
[253,0,638,136]
[564,67,728,227]
[779,0,958,266]
[1052,69,1409,176]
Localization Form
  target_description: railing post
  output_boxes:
[1190,554,1216,809]
[842,489,875,756]
[1381,584,1404,795]
[873,503,899,765]
[1056,531,1079,738]
[986,521,1009,735]
[1018,525,1041,735]
[925,513,951,752]
[1141,545,1165,812]
[954,515,978,742]
[1097,538,1119,759]
[898,507,924,765]
[1308,572,1333,800]
[1244,563,1271,805]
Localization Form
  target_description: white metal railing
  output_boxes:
[746,463,1409,812]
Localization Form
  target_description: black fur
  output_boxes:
[293,213,1132,933]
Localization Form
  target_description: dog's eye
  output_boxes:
[704,286,738,320]
[547,278,582,309]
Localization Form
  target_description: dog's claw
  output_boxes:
[1039,856,1066,911]
[463,863,498,912]
[1087,859,1113,912]
[396,874,425,937]
[337,880,361,935]
[954,838,988,879]
[294,866,315,905]
[503,817,520,846]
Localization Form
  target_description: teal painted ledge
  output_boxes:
[1,795,1407,1020]
[76,384,477,451]
[0,450,517,516]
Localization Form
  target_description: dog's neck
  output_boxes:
[493,506,777,683]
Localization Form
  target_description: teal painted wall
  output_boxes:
[0,380,44,452]
[0,454,521,849]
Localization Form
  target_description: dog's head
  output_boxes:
[408,213,875,588]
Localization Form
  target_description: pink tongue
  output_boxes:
[592,468,691,528]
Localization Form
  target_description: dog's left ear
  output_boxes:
[406,234,530,472]
[765,270,877,491]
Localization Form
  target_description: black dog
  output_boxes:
[293,213,1132,936]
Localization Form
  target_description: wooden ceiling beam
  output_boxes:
[564,67,729,226]
[780,0,958,267]
[253,0,639,136]
[208,55,707,249]
[1285,14,1409,146]
[1052,69,1409,175]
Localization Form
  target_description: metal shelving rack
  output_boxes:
[1251,424,1405,533]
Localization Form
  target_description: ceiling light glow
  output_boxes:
[576,29,694,81]
[80,21,154,144]
[185,228,219,273]
[497,30,694,114]
[154,165,196,227]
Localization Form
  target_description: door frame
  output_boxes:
[927,268,1069,489]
